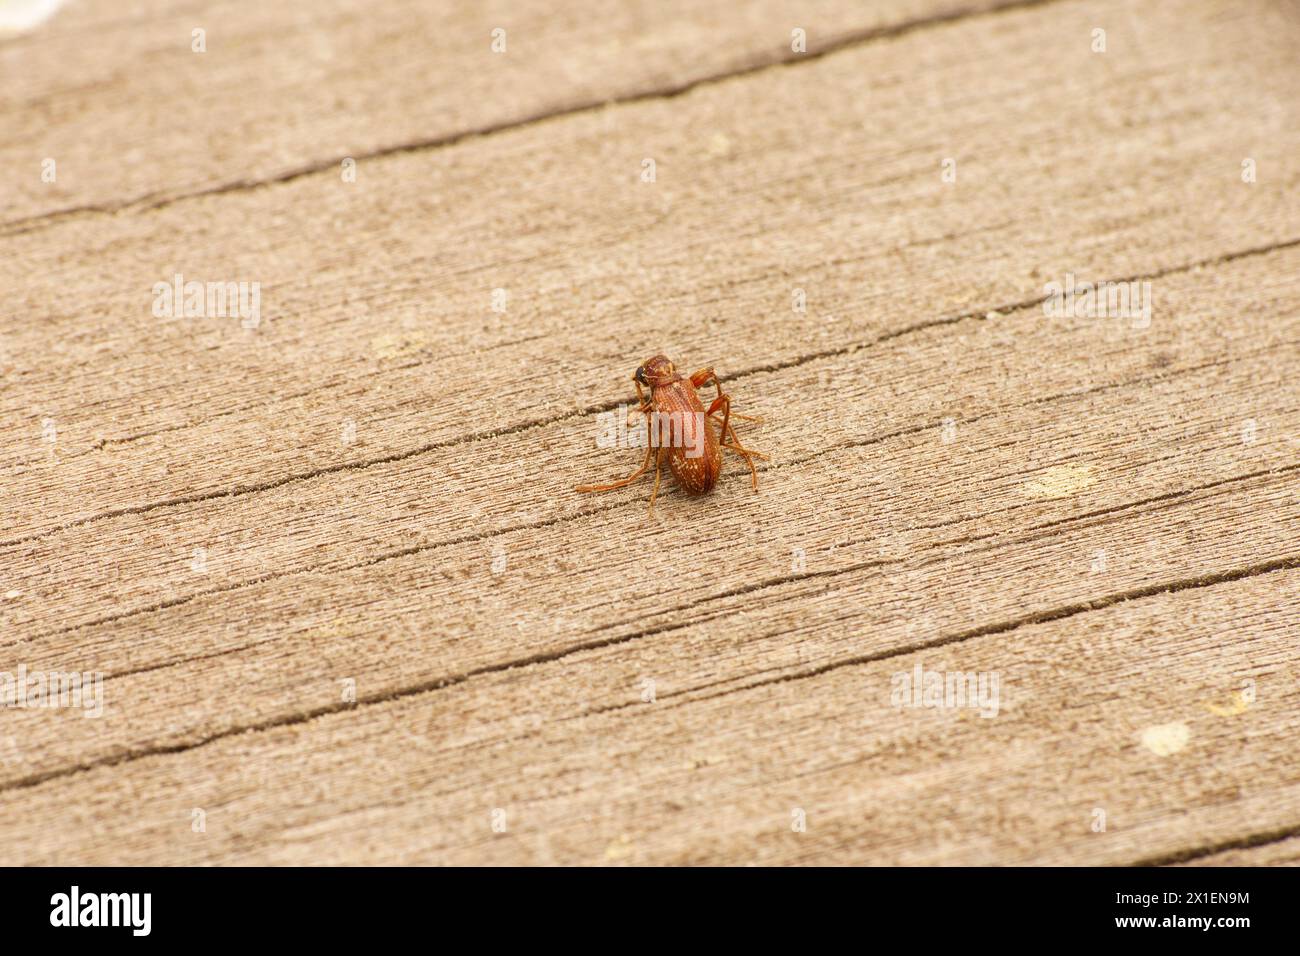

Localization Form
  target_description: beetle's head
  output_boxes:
[634,354,677,388]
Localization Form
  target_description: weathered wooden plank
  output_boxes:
[1,565,1294,864]
[2,0,1296,545]
[0,0,1033,227]
[2,0,1297,868]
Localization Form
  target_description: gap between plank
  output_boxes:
[0,0,1060,237]
[3,233,1297,553]
[1,555,1294,832]
[571,462,1300,643]
[46,460,1300,689]
[1133,821,1300,867]
[17,358,1295,645]
[636,556,1300,712]
[0,331,550,473]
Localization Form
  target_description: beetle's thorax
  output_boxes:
[636,354,679,388]
[648,372,684,392]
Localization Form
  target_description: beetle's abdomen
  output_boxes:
[653,381,720,494]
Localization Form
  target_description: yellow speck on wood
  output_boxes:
[604,833,635,861]
[1140,722,1191,756]
[1205,691,1251,717]
[707,132,732,157]
[1023,464,1096,499]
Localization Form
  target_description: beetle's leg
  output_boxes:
[720,417,767,464]
[647,448,667,514]
[575,410,655,493]
[710,404,765,451]
[574,443,653,492]
[625,381,654,425]
[693,368,765,466]
[705,394,763,491]
[688,366,716,390]
[688,369,765,488]
[691,366,763,423]
[721,441,769,460]
[723,432,764,491]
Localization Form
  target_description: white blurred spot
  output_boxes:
[1140,722,1190,757]
[0,0,67,35]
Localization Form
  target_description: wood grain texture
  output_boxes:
[2,567,1296,864]
[2,0,1295,543]
[1,0,1298,865]
[3,242,1298,793]
[0,0,1034,228]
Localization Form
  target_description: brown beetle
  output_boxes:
[576,354,766,510]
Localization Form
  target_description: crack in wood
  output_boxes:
[4,235,1296,552]
[0,0,1059,237]
[14,365,1295,646]
[1,554,1294,816]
